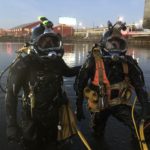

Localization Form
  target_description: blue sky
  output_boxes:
[0,0,145,29]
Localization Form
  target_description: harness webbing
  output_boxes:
[92,50,110,98]
[92,48,131,103]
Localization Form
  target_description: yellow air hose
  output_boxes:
[139,120,149,150]
[131,96,142,149]
[131,96,149,150]
[58,102,92,150]
[76,129,92,150]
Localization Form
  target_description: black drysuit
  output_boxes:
[76,52,150,141]
[6,54,80,150]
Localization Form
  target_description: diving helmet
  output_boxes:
[101,21,127,57]
[33,33,64,57]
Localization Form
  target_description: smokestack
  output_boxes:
[143,0,150,29]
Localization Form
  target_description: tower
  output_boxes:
[143,0,150,29]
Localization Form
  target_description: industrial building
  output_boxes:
[0,22,74,38]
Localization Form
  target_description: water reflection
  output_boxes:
[0,43,23,54]
[0,42,150,88]
[63,43,93,66]
[128,50,139,63]
[127,47,150,89]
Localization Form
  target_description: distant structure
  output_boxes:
[54,24,74,37]
[0,22,74,38]
[0,21,40,37]
[143,0,150,29]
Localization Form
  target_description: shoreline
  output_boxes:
[1,36,150,47]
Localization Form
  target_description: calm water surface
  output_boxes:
[0,42,150,150]
[0,42,150,88]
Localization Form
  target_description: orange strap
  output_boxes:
[92,56,111,98]
[92,52,129,101]
[92,59,109,86]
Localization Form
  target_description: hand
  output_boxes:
[75,105,85,121]
[7,126,21,144]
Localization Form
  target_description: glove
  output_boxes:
[142,102,150,120]
[7,126,21,143]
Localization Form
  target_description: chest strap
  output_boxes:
[92,49,111,99]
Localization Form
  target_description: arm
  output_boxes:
[76,56,95,120]
[5,58,26,132]
[128,56,150,118]
[77,56,95,98]
[60,58,81,77]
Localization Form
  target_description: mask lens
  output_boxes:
[37,34,60,51]
[106,37,126,51]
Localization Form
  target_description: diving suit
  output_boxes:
[76,21,150,148]
[5,33,80,150]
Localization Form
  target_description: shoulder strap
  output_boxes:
[92,48,109,86]
[92,48,103,85]
[122,62,129,82]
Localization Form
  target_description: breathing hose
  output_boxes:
[131,96,149,150]
[139,119,149,150]
[76,129,92,150]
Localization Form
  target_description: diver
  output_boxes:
[31,16,54,41]
[43,20,55,34]
[5,32,80,150]
[75,21,150,149]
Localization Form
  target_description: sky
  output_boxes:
[0,0,145,29]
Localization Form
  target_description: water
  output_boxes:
[0,43,150,77]
[0,42,150,150]
[0,43,150,88]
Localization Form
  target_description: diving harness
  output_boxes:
[84,47,150,150]
[84,47,133,112]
